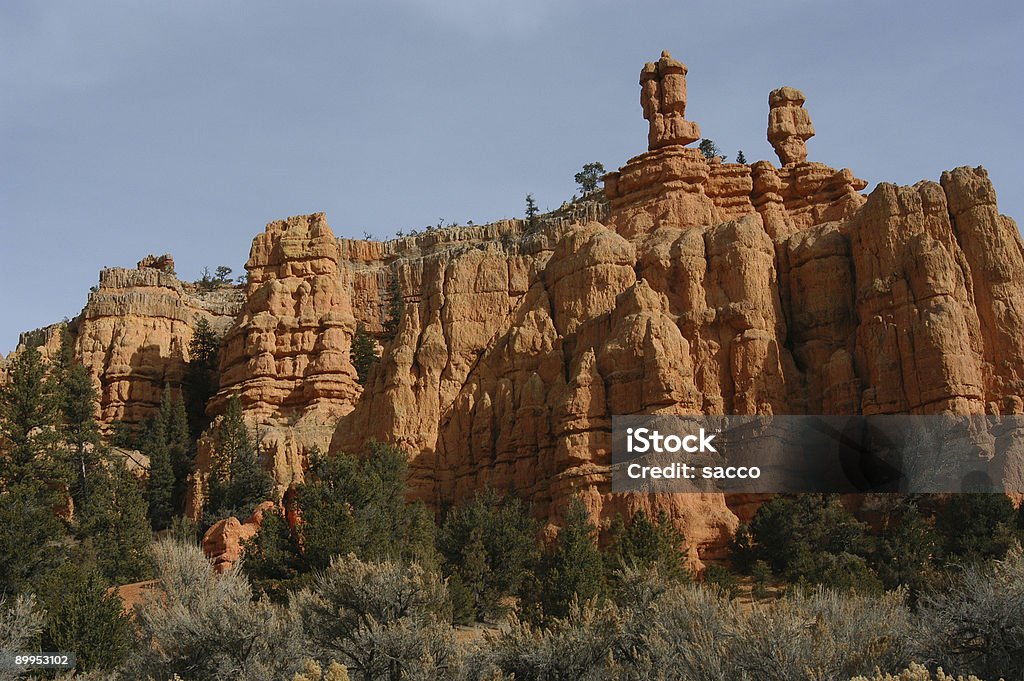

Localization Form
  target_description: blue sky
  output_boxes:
[2,1,1022,353]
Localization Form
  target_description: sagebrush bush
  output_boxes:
[727,587,914,680]
[851,661,993,681]
[121,539,305,681]
[918,547,1024,681]
[466,598,624,681]
[296,553,460,681]
[467,566,917,681]
[0,595,44,681]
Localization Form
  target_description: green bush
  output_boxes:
[295,554,459,681]
[438,490,538,623]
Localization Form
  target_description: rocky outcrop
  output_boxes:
[767,86,815,166]
[201,500,276,572]
[2,256,243,432]
[640,51,701,150]
[214,213,359,421]
[8,52,1023,569]
[322,55,1024,565]
[72,257,243,429]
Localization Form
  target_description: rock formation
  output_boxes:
[8,52,1023,569]
[325,54,1024,564]
[641,50,701,150]
[3,256,243,432]
[214,213,358,420]
[201,500,276,572]
[767,86,815,165]
[74,257,244,429]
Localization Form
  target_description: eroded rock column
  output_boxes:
[767,86,815,166]
[641,50,701,150]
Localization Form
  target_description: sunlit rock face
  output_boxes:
[10,52,1023,570]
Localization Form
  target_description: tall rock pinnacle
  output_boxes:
[767,86,815,165]
[640,50,701,150]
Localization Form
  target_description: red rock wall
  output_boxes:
[10,54,1023,570]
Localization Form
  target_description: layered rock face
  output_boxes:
[3,256,243,431]
[191,214,364,502]
[74,258,243,429]
[9,52,1022,568]
[322,54,1024,564]
[214,213,359,420]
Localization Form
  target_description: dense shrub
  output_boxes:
[0,595,44,680]
[469,565,916,681]
[727,587,914,680]
[736,493,881,591]
[934,493,1020,564]
[296,445,438,571]
[918,547,1024,681]
[296,554,459,681]
[467,598,625,681]
[438,490,538,622]
[123,540,304,681]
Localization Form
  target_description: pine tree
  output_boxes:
[241,507,305,600]
[525,193,540,229]
[350,323,380,385]
[438,489,538,621]
[744,493,880,591]
[574,162,606,194]
[207,396,272,518]
[605,510,688,582]
[0,346,61,485]
[38,561,133,672]
[699,138,723,161]
[736,150,747,164]
[458,526,493,620]
[184,317,220,440]
[296,446,438,572]
[59,362,101,510]
[54,323,74,373]
[212,395,249,484]
[161,388,193,512]
[935,493,1020,563]
[868,499,937,597]
[78,461,153,585]
[536,498,605,618]
[144,415,175,531]
[0,481,65,594]
[382,271,405,341]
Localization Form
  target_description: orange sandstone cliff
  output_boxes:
[8,52,1024,567]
